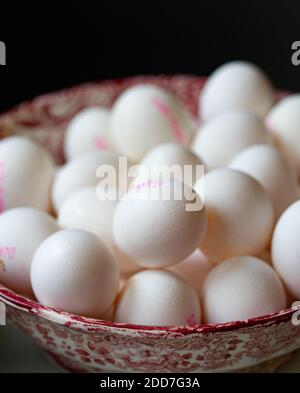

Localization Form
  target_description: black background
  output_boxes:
[0,1,300,112]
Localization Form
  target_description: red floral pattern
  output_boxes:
[0,76,299,372]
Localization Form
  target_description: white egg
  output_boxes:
[115,269,201,326]
[64,107,111,161]
[0,208,59,297]
[229,144,299,219]
[110,84,196,162]
[0,136,55,212]
[192,110,272,171]
[31,229,119,318]
[195,168,274,263]
[168,249,213,295]
[52,149,126,212]
[113,178,207,268]
[58,186,119,244]
[200,61,274,120]
[272,200,300,299]
[58,186,139,275]
[266,94,300,177]
[139,142,204,187]
[203,256,286,323]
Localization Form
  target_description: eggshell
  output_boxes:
[195,168,274,263]
[229,144,299,219]
[168,249,213,295]
[192,110,272,171]
[114,269,201,326]
[31,229,119,318]
[203,256,287,324]
[272,200,300,299]
[64,107,111,161]
[58,186,119,244]
[113,178,207,268]
[0,136,55,212]
[140,142,204,187]
[266,94,300,177]
[110,84,196,162]
[0,207,59,297]
[52,149,126,211]
[200,61,274,120]
[58,186,139,275]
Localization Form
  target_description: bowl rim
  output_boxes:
[0,75,298,336]
[1,279,298,336]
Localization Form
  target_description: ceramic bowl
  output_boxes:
[0,75,299,373]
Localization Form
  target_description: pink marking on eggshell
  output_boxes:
[94,136,109,150]
[0,246,16,261]
[0,162,4,213]
[152,97,185,144]
[129,179,163,191]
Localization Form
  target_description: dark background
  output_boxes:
[0,1,300,112]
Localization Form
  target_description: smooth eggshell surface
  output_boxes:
[58,186,119,245]
[0,207,59,298]
[140,142,204,187]
[195,168,274,263]
[0,136,55,212]
[168,249,213,295]
[31,229,120,318]
[64,107,111,161]
[266,94,300,177]
[58,186,139,275]
[272,200,300,299]
[114,269,201,326]
[113,179,207,268]
[203,256,287,324]
[52,149,125,212]
[192,110,272,171]
[229,144,299,219]
[110,84,196,162]
[200,61,274,120]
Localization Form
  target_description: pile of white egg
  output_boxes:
[1,60,300,326]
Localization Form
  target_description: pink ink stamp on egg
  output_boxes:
[0,246,16,261]
[129,179,163,192]
[152,97,185,144]
[94,137,109,150]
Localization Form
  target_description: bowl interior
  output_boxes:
[0,75,297,335]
